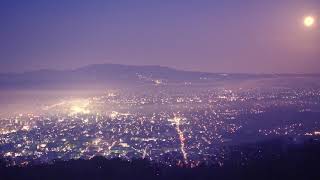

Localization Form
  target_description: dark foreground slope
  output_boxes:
[1,138,320,180]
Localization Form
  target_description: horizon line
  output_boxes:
[1,63,320,76]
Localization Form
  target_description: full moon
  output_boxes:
[304,16,315,27]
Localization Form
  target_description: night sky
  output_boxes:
[0,0,319,73]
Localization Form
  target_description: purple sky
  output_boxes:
[0,0,319,73]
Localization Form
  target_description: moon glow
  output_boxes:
[304,16,315,27]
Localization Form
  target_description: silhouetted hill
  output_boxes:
[1,138,320,180]
[0,63,319,89]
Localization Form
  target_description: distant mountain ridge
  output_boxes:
[0,64,319,89]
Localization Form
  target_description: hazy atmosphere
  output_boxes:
[1,1,320,180]
[1,0,319,73]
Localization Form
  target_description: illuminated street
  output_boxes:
[1,85,320,167]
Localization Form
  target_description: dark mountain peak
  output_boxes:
[0,63,319,90]
[74,63,179,73]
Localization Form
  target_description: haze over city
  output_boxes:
[1,1,320,180]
